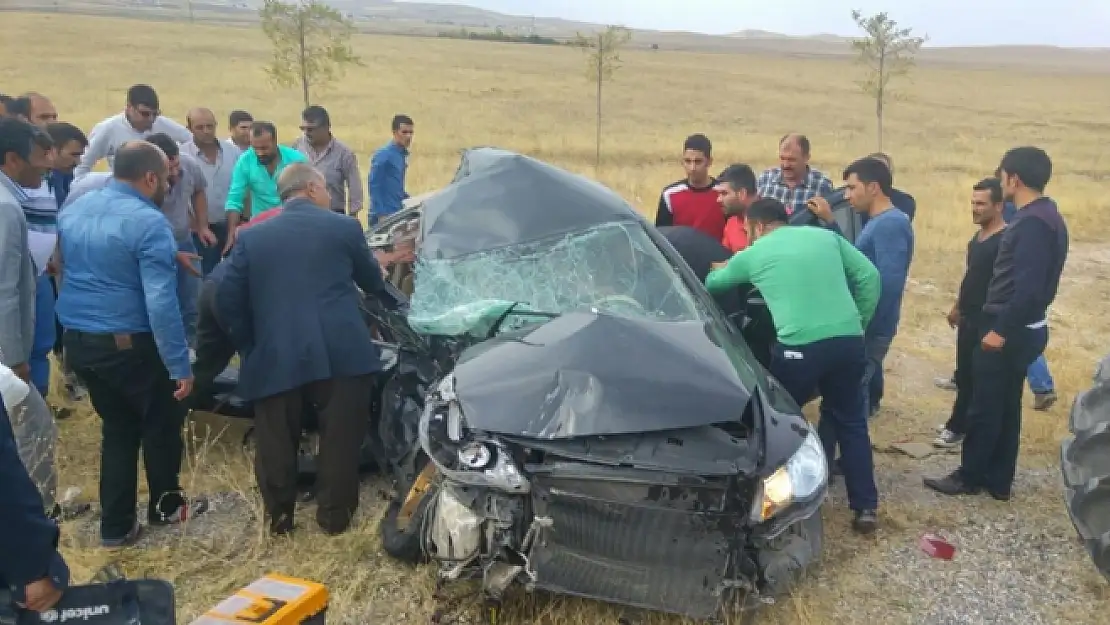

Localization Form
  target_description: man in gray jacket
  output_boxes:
[0,117,50,383]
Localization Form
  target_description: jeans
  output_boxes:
[862,334,892,419]
[1026,354,1054,394]
[63,330,188,540]
[193,221,229,277]
[770,335,878,512]
[30,273,56,397]
[177,237,201,348]
[958,319,1048,494]
[944,316,981,435]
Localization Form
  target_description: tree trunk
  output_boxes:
[595,35,603,170]
[876,48,885,152]
[298,12,310,110]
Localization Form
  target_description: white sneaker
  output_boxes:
[934,376,957,391]
[933,429,965,449]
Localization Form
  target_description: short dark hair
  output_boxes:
[717,163,756,194]
[302,105,330,127]
[251,121,277,140]
[779,133,811,156]
[999,146,1052,193]
[391,114,413,132]
[842,157,893,196]
[746,197,790,226]
[0,94,12,111]
[0,116,40,166]
[145,132,179,159]
[126,84,159,110]
[46,122,88,149]
[7,96,31,119]
[973,177,1003,204]
[683,133,712,158]
[229,110,253,127]
[113,141,167,182]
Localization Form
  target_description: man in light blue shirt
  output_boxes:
[224,121,306,248]
[368,114,413,226]
[56,140,206,547]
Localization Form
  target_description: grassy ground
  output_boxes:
[3,10,1110,624]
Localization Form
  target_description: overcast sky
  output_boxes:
[403,0,1110,47]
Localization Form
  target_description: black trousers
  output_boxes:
[253,374,376,533]
[190,279,237,408]
[944,315,980,435]
[958,318,1048,494]
[63,330,188,539]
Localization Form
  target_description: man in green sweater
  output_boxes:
[706,198,882,534]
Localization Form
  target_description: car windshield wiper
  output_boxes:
[486,302,561,339]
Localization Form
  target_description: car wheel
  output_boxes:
[380,453,436,564]
[755,511,824,598]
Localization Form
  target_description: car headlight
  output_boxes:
[752,428,827,523]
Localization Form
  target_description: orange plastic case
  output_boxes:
[188,574,328,624]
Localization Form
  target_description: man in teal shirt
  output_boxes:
[706,198,881,534]
[224,121,307,254]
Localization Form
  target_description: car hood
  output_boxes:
[450,310,753,439]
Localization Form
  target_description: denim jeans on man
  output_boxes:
[1026,354,1054,394]
[862,333,892,419]
[959,322,1048,495]
[29,273,56,396]
[177,238,201,348]
[769,335,878,512]
[193,221,228,277]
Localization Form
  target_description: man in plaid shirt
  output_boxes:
[756,134,834,215]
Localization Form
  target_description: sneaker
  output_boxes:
[63,372,87,402]
[852,509,878,535]
[150,495,210,526]
[933,429,965,449]
[933,376,957,392]
[1033,391,1058,411]
[102,521,143,548]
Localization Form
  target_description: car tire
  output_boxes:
[755,510,824,598]
[379,453,436,565]
[1061,353,1110,582]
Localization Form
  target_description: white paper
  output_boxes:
[27,231,57,277]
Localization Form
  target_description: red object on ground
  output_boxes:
[919,533,956,560]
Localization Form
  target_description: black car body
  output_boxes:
[201,148,829,619]
[1061,353,1110,582]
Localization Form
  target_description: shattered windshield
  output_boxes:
[407,221,707,336]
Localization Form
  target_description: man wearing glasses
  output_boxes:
[74,84,190,179]
[293,105,363,218]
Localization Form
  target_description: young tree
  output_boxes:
[850,10,927,151]
[259,0,362,109]
[573,25,633,169]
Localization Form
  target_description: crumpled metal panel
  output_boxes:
[528,472,741,619]
[1060,353,1110,581]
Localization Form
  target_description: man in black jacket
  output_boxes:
[0,399,69,614]
[925,147,1068,499]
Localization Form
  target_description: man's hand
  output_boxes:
[981,330,1006,352]
[710,261,728,271]
[195,227,218,248]
[222,228,238,256]
[19,578,63,613]
[11,361,31,383]
[175,251,202,277]
[173,377,195,401]
[946,305,960,329]
[806,196,834,223]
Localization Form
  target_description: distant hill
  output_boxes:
[5,0,1110,72]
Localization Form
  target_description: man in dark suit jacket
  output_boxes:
[0,398,69,614]
[215,163,400,536]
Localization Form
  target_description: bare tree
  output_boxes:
[260,0,362,109]
[573,25,633,169]
[850,10,926,151]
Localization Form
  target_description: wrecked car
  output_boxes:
[1061,353,1110,582]
[373,148,829,621]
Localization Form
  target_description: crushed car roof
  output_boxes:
[420,147,643,260]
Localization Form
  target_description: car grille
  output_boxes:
[528,472,747,619]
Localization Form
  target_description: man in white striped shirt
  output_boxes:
[74,85,190,179]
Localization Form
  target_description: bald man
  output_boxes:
[756,133,835,215]
[22,94,57,128]
[182,107,242,275]
[216,162,399,536]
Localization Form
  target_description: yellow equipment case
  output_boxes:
[188,574,328,625]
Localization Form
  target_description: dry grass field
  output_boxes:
[3,9,1110,625]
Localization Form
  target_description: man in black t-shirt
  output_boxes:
[933,178,1006,448]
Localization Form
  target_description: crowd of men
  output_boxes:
[0,86,1070,614]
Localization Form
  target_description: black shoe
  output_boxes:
[923,471,981,496]
[269,510,294,536]
[852,509,878,535]
[986,489,1012,502]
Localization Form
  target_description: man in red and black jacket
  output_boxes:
[654,134,724,240]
